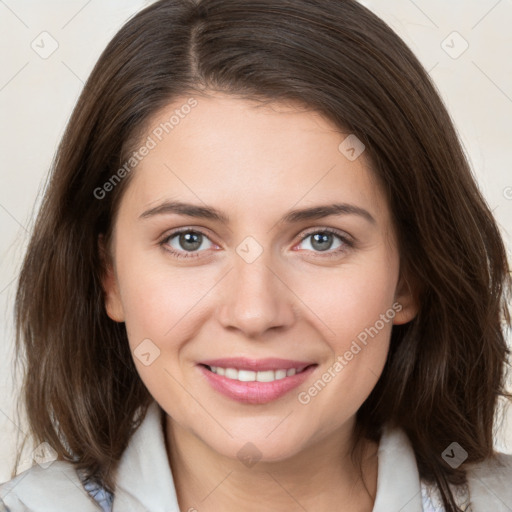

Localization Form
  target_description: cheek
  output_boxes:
[294,252,400,347]
[114,252,208,408]
[293,253,398,426]
[116,245,212,346]
[296,272,397,435]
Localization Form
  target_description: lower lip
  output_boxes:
[198,364,317,404]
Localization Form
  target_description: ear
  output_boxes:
[98,234,125,323]
[392,271,419,325]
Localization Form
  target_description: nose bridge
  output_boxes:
[216,240,295,336]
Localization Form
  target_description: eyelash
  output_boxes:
[159,227,354,260]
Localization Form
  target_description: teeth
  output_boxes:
[238,370,256,382]
[208,365,307,382]
[225,368,238,379]
[275,369,287,380]
[255,370,275,382]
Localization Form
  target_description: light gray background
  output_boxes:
[1,0,511,482]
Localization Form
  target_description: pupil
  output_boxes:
[180,232,202,251]
[311,233,332,251]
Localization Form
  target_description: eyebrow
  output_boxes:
[138,200,376,225]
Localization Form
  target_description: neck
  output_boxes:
[165,416,379,512]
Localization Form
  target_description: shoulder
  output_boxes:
[0,461,101,511]
[465,451,512,511]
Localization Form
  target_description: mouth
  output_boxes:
[197,358,318,404]
[200,363,315,383]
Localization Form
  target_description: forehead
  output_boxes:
[118,92,388,226]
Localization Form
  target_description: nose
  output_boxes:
[216,250,296,338]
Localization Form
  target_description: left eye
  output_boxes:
[297,230,349,253]
[160,230,215,259]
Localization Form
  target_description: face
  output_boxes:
[101,92,417,463]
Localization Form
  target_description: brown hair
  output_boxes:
[11,0,511,510]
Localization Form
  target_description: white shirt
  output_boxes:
[2,400,512,511]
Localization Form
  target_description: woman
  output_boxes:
[1,0,511,511]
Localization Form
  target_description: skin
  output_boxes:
[101,91,418,512]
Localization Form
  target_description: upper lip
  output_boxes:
[199,357,316,372]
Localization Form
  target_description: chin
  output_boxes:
[206,433,307,465]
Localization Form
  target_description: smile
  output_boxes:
[197,358,318,404]
[205,365,309,382]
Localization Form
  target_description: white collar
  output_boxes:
[112,400,423,512]
[3,399,511,511]
[112,400,180,511]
